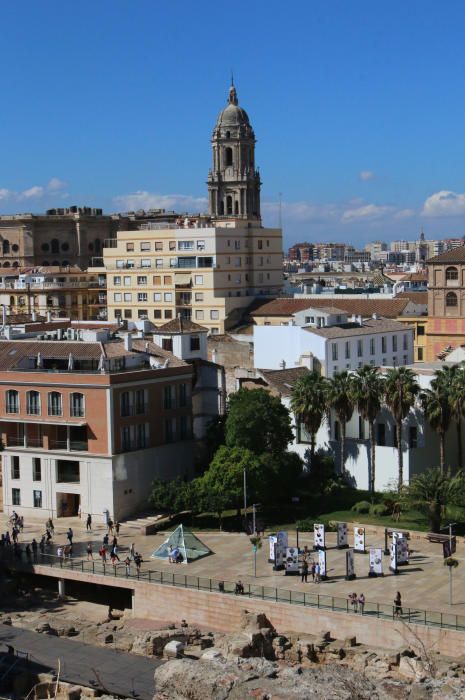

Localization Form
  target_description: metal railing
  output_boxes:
[1,550,464,633]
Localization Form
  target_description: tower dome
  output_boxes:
[208,83,261,220]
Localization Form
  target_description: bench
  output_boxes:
[426,533,450,543]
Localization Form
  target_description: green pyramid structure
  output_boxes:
[150,524,213,564]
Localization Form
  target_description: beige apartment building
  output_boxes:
[99,83,283,333]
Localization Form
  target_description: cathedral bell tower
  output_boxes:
[208,83,261,221]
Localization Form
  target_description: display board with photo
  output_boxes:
[337,522,348,548]
[314,523,326,550]
[354,526,366,553]
[346,549,355,580]
[389,542,398,572]
[369,547,383,576]
[285,546,300,574]
[318,549,327,578]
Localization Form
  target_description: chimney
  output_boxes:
[372,312,378,320]
[123,333,133,351]
[357,314,363,326]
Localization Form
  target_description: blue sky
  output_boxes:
[1,1,465,247]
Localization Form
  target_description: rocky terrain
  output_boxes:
[1,582,465,699]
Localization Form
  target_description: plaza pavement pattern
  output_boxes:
[2,513,465,619]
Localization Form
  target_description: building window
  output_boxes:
[137,276,147,285]
[136,423,147,449]
[121,391,131,417]
[33,458,41,481]
[126,242,135,252]
[417,325,425,336]
[169,240,176,250]
[48,392,62,416]
[155,241,163,251]
[124,293,132,302]
[377,423,386,446]
[11,456,20,480]
[162,338,173,353]
[154,292,162,301]
[121,426,131,452]
[392,335,398,352]
[164,275,172,284]
[138,293,148,302]
[357,339,363,357]
[153,275,161,285]
[403,354,408,364]
[26,390,41,415]
[179,383,187,407]
[409,426,418,449]
[140,242,150,251]
[164,292,172,302]
[165,418,174,443]
[141,259,151,268]
[195,275,204,285]
[124,309,132,319]
[135,389,146,415]
[190,335,200,351]
[210,310,219,320]
[258,240,263,250]
[345,341,350,359]
[178,241,194,251]
[331,343,338,361]
[56,459,80,483]
[33,490,42,508]
[114,309,122,318]
[417,347,424,361]
[154,309,162,319]
[446,266,458,280]
[114,293,122,302]
[381,336,387,353]
[370,338,375,355]
[6,390,19,414]
[446,291,458,307]
[180,415,189,439]
[164,309,173,319]
[124,276,131,286]
[197,240,205,250]
[164,386,172,409]
[113,275,121,285]
[195,310,204,320]
[403,334,408,350]
[12,488,20,506]
[70,393,85,417]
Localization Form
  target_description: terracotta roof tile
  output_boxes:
[251,297,410,318]
[396,291,428,305]
[305,317,411,339]
[257,366,310,397]
[427,245,465,264]
[156,317,208,334]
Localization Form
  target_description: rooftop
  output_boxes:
[305,317,411,339]
[155,318,209,335]
[251,297,410,319]
[427,244,465,264]
[256,366,310,397]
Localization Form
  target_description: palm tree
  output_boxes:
[401,467,463,533]
[326,371,355,475]
[384,367,420,491]
[449,366,465,470]
[422,379,452,474]
[352,365,384,494]
[290,371,327,465]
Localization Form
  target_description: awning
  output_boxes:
[175,274,192,285]
[0,417,87,427]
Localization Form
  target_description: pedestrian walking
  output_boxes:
[86,514,92,531]
[394,592,403,616]
[66,527,73,545]
[112,536,118,548]
[107,518,114,534]
[46,518,54,534]
[110,546,120,561]
[57,545,63,561]
[18,516,24,532]
[358,593,365,614]
[99,545,107,563]
[78,504,82,519]
[110,552,118,567]
[115,521,120,535]
[124,556,131,576]
[64,544,72,558]
[134,552,142,574]
[349,592,358,612]
[86,543,93,560]
[311,560,316,582]
[314,562,320,584]
[301,558,309,583]
[46,528,52,544]
[103,533,109,546]
[39,535,45,552]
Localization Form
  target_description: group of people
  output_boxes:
[348,592,366,613]
[168,545,183,564]
[300,551,322,584]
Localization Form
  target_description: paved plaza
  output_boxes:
[2,512,465,619]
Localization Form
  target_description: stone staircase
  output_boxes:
[119,512,170,535]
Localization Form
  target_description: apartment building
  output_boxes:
[254,307,414,377]
[0,266,106,320]
[98,83,283,333]
[0,332,195,520]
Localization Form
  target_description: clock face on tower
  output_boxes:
[208,83,261,221]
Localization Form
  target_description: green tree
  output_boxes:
[352,365,384,494]
[325,371,355,475]
[226,388,294,456]
[149,477,186,516]
[290,371,327,464]
[384,367,420,491]
[422,378,452,474]
[401,467,464,532]
[449,366,465,470]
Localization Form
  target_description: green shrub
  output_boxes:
[351,500,371,514]
[296,518,314,532]
[370,503,389,516]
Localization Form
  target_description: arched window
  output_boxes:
[226,130,230,138]
[41,243,49,252]
[70,392,85,417]
[3,262,10,268]
[225,147,233,166]
[12,261,18,268]
[446,266,458,280]
[226,196,233,215]
[12,244,19,252]
[61,242,69,251]
[48,391,62,416]
[2,240,10,255]
[51,239,59,254]
[446,291,458,307]
[6,390,19,414]
[26,390,41,415]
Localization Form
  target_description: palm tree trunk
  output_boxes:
[440,432,445,474]
[310,434,316,465]
[340,421,346,474]
[456,419,462,471]
[369,421,376,494]
[397,419,403,491]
